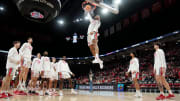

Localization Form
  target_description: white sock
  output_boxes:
[95,54,99,59]
[19,81,21,85]
[32,88,34,91]
[136,90,140,94]
[160,91,164,95]
[23,81,26,85]
[168,90,173,94]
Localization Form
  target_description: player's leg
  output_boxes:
[53,79,58,92]
[93,39,99,58]
[1,68,14,98]
[18,66,25,90]
[48,78,53,95]
[92,34,103,69]
[43,71,50,95]
[0,77,8,98]
[29,71,34,93]
[22,66,29,90]
[59,78,64,96]
[160,68,175,98]
[68,78,77,94]
[32,76,38,94]
[155,74,165,100]
[39,71,45,96]
[132,73,141,97]
[88,33,96,57]
[89,45,95,56]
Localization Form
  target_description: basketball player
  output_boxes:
[153,43,175,100]
[126,52,142,97]
[48,57,58,95]
[39,51,51,96]
[85,8,103,69]
[29,53,42,94]
[57,56,77,96]
[0,41,21,98]
[18,37,33,90]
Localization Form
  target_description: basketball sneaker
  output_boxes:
[156,94,165,100]
[98,60,103,69]
[59,91,63,96]
[71,89,78,94]
[166,94,175,99]
[0,92,8,98]
[134,93,138,97]
[39,91,44,96]
[7,92,13,97]
[138,93,142,98]
[92,59,99,63]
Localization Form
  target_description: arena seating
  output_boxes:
[76,41,180,93]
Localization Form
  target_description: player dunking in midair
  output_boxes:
[86,11,103,69]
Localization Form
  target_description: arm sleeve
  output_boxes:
[87,12,93,22]
[31,59,35,71]
[57,61,62,73]
[93,21,101,31]
[19,43,26,56]
[158,50,165,67]
[127,62,131,73]
[8,49,18,63]
[134,59,139,72]
[40,57,44,71]
[67,64,73,75]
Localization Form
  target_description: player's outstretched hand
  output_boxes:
[125,72,129,76]
[72,73,75,77]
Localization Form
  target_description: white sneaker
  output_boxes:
[22,83,26,91]
[71,89,77,94]
[39,91,44,96]
[59,91,63,96]
[92,59,99,64]
[138,93,142,98]
[46,90,51,96]
[134,93,138,97]
[19,85,24,91]
[98,60,103,69]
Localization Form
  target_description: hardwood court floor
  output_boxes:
[0,90,179,101]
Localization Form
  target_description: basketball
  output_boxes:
[84,5,92,12]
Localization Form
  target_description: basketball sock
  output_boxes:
[23,81,26,85]
[0,90,4,93]
[18,81,22,86]
[136,90,140,95]
[168,90,173,94]
[160,91,164,95]
[95,54,99,59]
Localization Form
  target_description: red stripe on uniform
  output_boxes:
[8,68,13,76]
[136,72,139,79]
[95,32,98,40]
[160,67,163,76]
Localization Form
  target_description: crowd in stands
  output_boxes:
[76,42,180,85]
